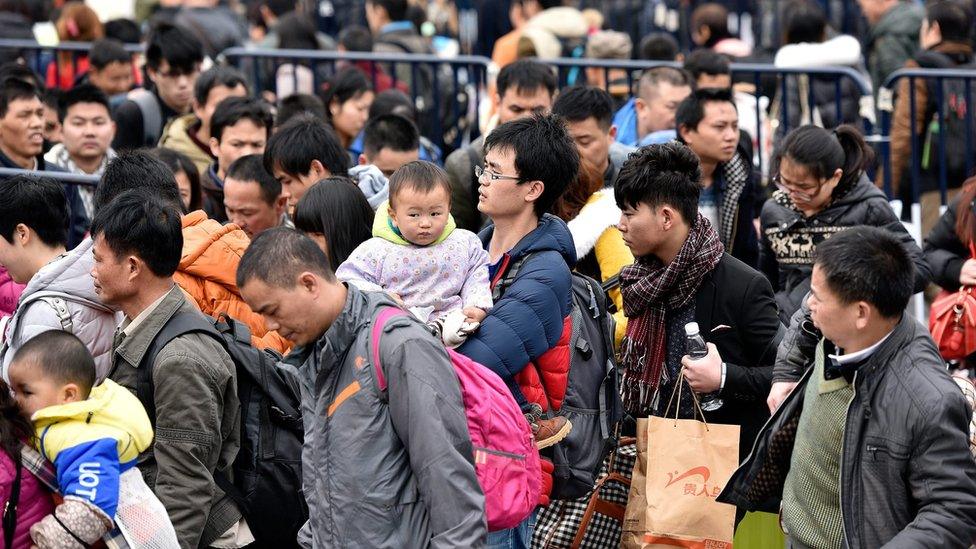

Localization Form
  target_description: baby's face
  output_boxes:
[7,360,64,418]
[389,185,451,246]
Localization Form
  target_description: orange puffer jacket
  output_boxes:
[174,211,290,354]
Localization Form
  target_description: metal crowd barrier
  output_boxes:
[879,67,976,206]
[0,167,99,187]
[0,38,143,89]
[221,47,490,152]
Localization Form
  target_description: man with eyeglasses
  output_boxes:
[455,113,580,548]
[445,59,557,232]
[112,23,204,152]
[676,88,760,268]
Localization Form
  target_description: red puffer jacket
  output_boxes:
[515,316,572,411]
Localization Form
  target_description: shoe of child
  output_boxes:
[523,403,572,450]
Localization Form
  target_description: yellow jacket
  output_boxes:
[33,379,153,518]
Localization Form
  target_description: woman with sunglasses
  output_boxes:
[759,124,930,321]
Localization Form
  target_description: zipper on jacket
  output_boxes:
[474,446,526,461]
[839,370,858,547]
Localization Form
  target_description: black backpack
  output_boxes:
[913,51,976,191]
[134,312,306,547]
[493,255,623,500]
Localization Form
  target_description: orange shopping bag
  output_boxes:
[622,370,739,549]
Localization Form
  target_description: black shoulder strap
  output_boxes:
[3,459,20,549]
[136,312,222,429]
[490,252,538,302]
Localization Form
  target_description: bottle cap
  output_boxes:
[684,322,700,337]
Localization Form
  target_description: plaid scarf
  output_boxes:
[619,213,724,415]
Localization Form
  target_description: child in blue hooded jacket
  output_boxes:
[6,330,178,548]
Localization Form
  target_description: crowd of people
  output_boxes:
[0,0,974,548]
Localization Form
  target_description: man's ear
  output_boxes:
[309,159,328,180]
[13,224,31,247]
[854,301,872,330]
[523,179,545,204]
[209,136,220,157]
[608,124,618,141]
[274,195,288,215]
[299,271,322,297]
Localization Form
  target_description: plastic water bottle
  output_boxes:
[685,322,724,412]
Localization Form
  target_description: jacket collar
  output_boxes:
[114,285,187,368]
[715,151,749,245]
[0,146,42,170]
[314,284,370,366]
[850,314,916,385]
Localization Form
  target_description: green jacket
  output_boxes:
[867,2,924,92]
[109,286,241,548]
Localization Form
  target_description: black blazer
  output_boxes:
[694,253,783,461]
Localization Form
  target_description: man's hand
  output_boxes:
[681,343,722,394]
[960,259,976,286]
[462,306,488,324]
[767,381,798,413]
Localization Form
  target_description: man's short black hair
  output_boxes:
[93,151,182,214]
[368,89,416,122]
[637,66,693,100]
[684,49,731,80]
[90,191,183,277]
[89,38,131,70]
[496,59,557,99]
[363,114,419,157]
[927,0,973,43]
[638,32,680,61]
[13,331,96,397]
[338,25,373,51]
[277,93,326,127]
[614,142,702,224]
[366,0,408,21]
[211,96,273,143]
[484,113,579,217]
[193,66,248,107]
[815,226,914,318]
[145,22,203,74]
[675,87,736,133]
[226,154,280,205]
[0,64,42,90]
[0,77,39,117]
[238,227,335,289]
[57,84,110,123]
[551,86,614,130]
[0,175,67,247]
[264,114,349,178]
[103,18,142,44]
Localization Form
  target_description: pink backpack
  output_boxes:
[371,307,541,531]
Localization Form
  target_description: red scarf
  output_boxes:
[619,213,724,415]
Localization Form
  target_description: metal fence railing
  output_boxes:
[221,47,491,152]
[0,38,143,90]
[880,67,976,206]
[0,167,99,187]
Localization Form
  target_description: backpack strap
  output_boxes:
[370,307,409,397]
[3,459,21,549]
[129,90,162,147]
[134,312,222,429]
[489,252,537,302]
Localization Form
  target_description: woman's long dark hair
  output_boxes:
[773,124,875,198]
[0,381,33,465]
[321,67,373,119]
[152,147,203,213]
[293,177,375,271]
[954,176,976,245]
[550,159,604,222]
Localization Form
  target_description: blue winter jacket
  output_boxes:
[612,97,677,147]
[457,214,577,381]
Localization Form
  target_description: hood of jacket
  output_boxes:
[33,378,154,463]
[371,199,457,245]
[526,7,588,39]
[479,213,578,268]
[21,238,103,306]
[179,210,249,292]
[870,2,924,42]
[350,164,390,209]
[775,34,862,68]
[567,191,622,259]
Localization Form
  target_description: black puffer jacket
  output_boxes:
[720,314,976,548]
[760,175,931,320]
[923,195,972,292]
